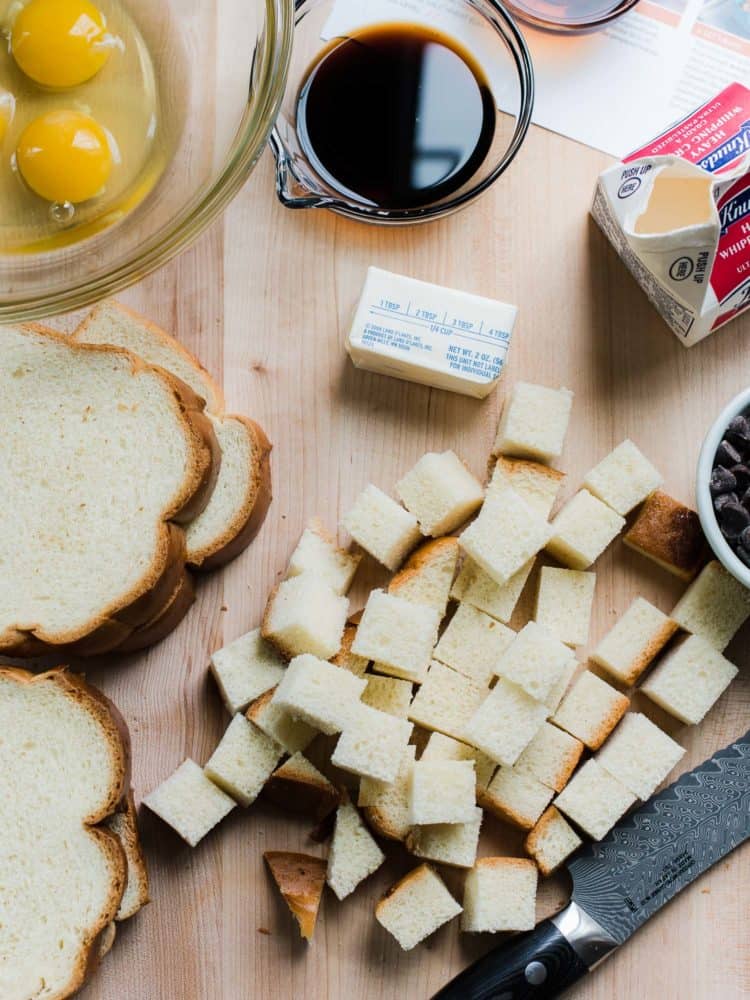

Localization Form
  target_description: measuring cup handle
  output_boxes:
[268,128,333,210]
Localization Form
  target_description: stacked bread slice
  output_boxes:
[0,303,271,657]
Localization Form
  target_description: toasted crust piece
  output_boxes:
[388,537,459,614]
[264,851,327,940]
[624,491,705,581]
[263,753,340,820]
[104,790,150,920]
[524,806,582,876]
[330,624,369,677]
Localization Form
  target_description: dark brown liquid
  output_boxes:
[296,23,496,210]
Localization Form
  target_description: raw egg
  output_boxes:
[16,110,113,203]
[11,0,112,89]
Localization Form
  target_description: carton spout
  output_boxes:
[634,169,714,235]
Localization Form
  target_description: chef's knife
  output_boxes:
[433,730,750,1000]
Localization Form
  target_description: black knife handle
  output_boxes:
[432,919,589,1000]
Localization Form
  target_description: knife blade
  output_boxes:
[433,729,750,1000]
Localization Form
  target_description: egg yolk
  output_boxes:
[12,0,111,89]
[16,110,113,203]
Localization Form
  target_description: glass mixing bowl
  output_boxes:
[0,0,294,321]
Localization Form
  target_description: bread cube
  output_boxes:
[330,624,369,677]
[583,440,662,516]
[514,721,584,792]
[409,759,476,825]
[342,484,421,571]
[597,713,684,800]
[353,589,440,684]
[493,381,574,463]
[209,628,285,715]
[591,598,677,686]
[480,767,554,829]
[421,732,495,792]
[546,490,625,570]
[375,864,462,950]
[451,556,534,624]
[671,560,750,652]
[555,759,636,840]
[623,490,705,581]
[464,678,548,766]
[331,704,413,782]
[459,489,552,586]
[271,654,366,735]
[264,851,326,941]
[535,568,596,647]
[263,752,339,820]
[286,519,361,594]
[143,759,235,847]
[360,745,416,841]
[407,661,486,741]
[641,634,738,725]
[247,687,316,754]
[204,714,283,807]
[461,858,537,933]
[362,674,413,717]
[327,802,385,900]
[487,456,565,517]
[544,657,578,715]
[552,670,629,750]
[524,806,582,876]
[406,807,483,869]
[388,537,459,616]
[433,604,515,686]
[262,575,349,660]
[396,450,484,536]
[494,621,578,702]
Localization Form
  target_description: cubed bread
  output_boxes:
[375,864,462,950]
[487,456,565,517]
[460,490,552,586]
[671,560,750,651]
[640,634,738,725]
[330,624,369,677]
[546,490,625,570]
[286,519,361,594]
[591,597,678,686]
[493,381,574,463]
[262,575,349,660]
[494,621,578,702]
[623,490,705,581]
[555,758,636,840]
[204,714,283,807]
[534,568,596,647]
[524,806,582,876]
[406,807,483,869]
[479,766,554,829]
[209,628,285,715]
[407,661,486,741]
[544,658,578,715]
[270,654,367,735]
[264,851,327,941]
[421,732,495,792]
[388,537,459,616]
[327,802,385,900]
[451,556,534,624]
[597,713,685,799]
[143,759,235,847]
[514,721,584,792]
[342,484,421,571]
[353,589,440,684]
[552,670,629,750]
[464,678,548,766]
[263,752,339,819]
[362,674,413,717]
[360,745,416,841]
[583,440,662,516]
[461,857,537,933]
[433,604,515,686]
[331,704,413,782]
[396,450,484,536]
[246,688,317,754]
[408,759,476,825]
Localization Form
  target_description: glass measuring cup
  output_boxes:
[269,0,534,224]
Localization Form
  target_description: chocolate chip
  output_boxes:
[740,525,750,550]
[710,466,737,496]
[716,440,742,468]
[714,491,739,512]
[741,487,750,511]
[726,414,750,449]
[718,501,750,539]
[736,542,750,567]
[732,464,750,494]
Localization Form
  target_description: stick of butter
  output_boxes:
[346,267,517,399]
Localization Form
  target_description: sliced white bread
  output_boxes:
[396,450,484,536]
[353,589,441,684]
[408,759,476,825]
[514,721,584,793]
[327,803,385,900]
[546,490,625,570]
[479,766,554,830]
[451,556,534,624]
[204,714,284,807]
[104,791,150,921]
[387,537,459,615]
[407,661,486,743]
[362,674,413,717]
[342,484,421,571]
[262,575,349,661]
[263,752,339,820]
[210,628,285,715]
[421,732,496,793]
[534,567,596,647]
[493,382,573,463]
[583,439,662,516]
[286,518,361,595]
[143,759,235,847]
[670,560,750,652]
[597,713,685,800]
[433,604,515,686]
[623,489,705,581]
[360,745,416,841]
[640,634,738,725]
[246,687,317,754]
[463,678,548,766]
[461,857,537,933]
[524,806,582,876]
[590,597,678,686]
[459,489,552,586]
[494,621,577,702]
[330,623,370,677]
[406,807,483,869]
[552,671,630,750]
[264,851,327,941]
[270,654,366,735]
[375,864,462,950]
[487,456,565,517]
[332,704,413,782]
[554,758,636,841]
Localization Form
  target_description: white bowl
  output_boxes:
[696,386,750,588]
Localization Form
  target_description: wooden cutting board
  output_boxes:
[75,132,749,999]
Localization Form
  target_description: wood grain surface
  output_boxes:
[70,130,750,999]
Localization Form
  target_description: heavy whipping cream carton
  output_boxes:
[592,83,750,347]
